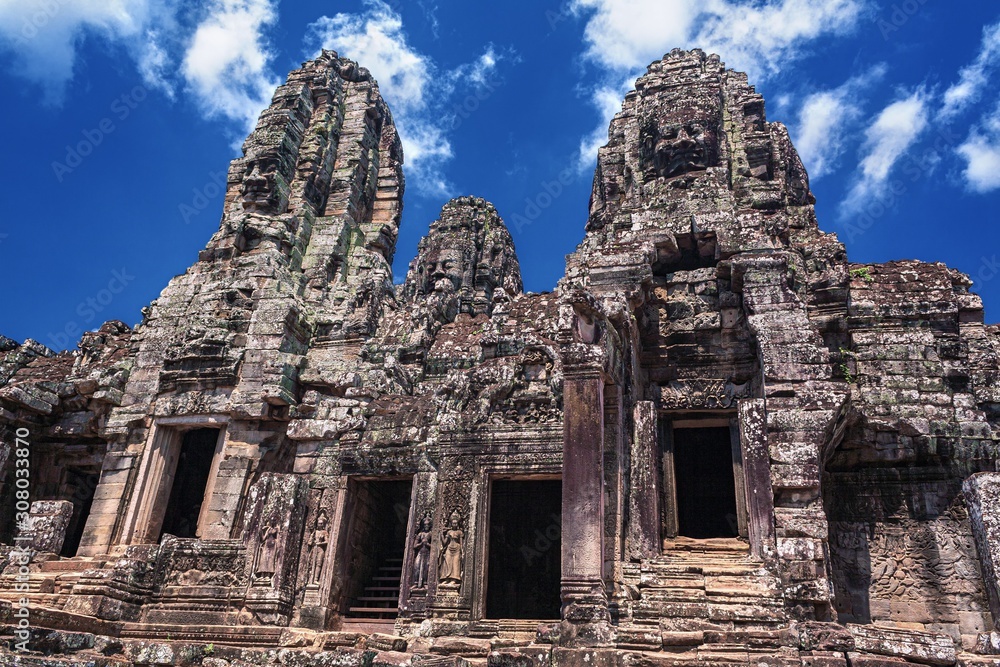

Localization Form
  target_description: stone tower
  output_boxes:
[1,48,1000,667]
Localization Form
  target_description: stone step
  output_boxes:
[37,558,107,573]
[348,606,399,615]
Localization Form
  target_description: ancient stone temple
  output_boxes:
[2,48,1000,667]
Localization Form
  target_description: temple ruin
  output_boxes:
[2,48,1000,667]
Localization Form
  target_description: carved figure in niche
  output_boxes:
[255,521,280,579]
[306,510,329,585]
[412,514,432,589]
[241,157,279,212]
[522,349,553,382]
[438,510,464,588]
[574,310,598,344]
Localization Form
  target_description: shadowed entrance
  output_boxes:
[674,427,739,539]
[158,428,218,540]
[486,479,562,620]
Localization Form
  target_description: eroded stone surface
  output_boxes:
[1,47,999,667]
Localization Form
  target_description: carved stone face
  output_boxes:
[641,119,718,179]
[241,158,279,211]
[655,122,708,177]
[420,247,464,295]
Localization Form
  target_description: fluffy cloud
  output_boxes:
[307,0,502,198]
[181,0,280,132]
[939,20,1000,121]
[0,0,170,103]
[957,104,1000,193]
[841,89,930,215]
[792,65,885,180]
[570,0,870,166]
[0,0,278,125]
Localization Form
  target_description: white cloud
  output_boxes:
[0,0,166,103]
[957,104,1000,193]
[307,0,504,198]
[939,21,1000,121]
[570,0,869,167]
[841,88,929,215]
[181,0,280,133]
[792,65,885,180]
[575,80,630,172]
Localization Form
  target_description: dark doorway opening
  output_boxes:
[486,479,562,620]
[343,479,412,619]
[674,427,738,538]
[159,428,218,540]
[61,468,99,557]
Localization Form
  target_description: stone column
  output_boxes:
[963,472,1000,628]
[738,399,775,560]
[560,369,613,647]
[626,401,661,560]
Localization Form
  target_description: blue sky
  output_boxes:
[1,0,999,350]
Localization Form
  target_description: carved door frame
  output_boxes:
[659,412,749,542]
[327,474,418,619]
[474,469,563,625]
[118,415,228,546]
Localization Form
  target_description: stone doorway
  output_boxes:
[485,479,562,620]
[340,478,413,620]
[158,428,219,540]
[61,468,99,557]
[661,417,747,542]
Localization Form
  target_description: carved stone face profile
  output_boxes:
[241,158,279,212]
[419,247,464,295]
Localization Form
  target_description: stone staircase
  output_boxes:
[347,556,403,620]
[0,557,107,611]
[622,539,786,634]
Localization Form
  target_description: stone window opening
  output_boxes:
[660,416,748,544]
[484,478,562,621]
[651,231,718,275]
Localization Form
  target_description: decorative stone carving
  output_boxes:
[640,120,715,180]
[16,500,73,554]
[438,509,465,589]
[412,514,432,590]
[306,509,329,585]
[1,46,1000,667]
[255,521,280,580]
